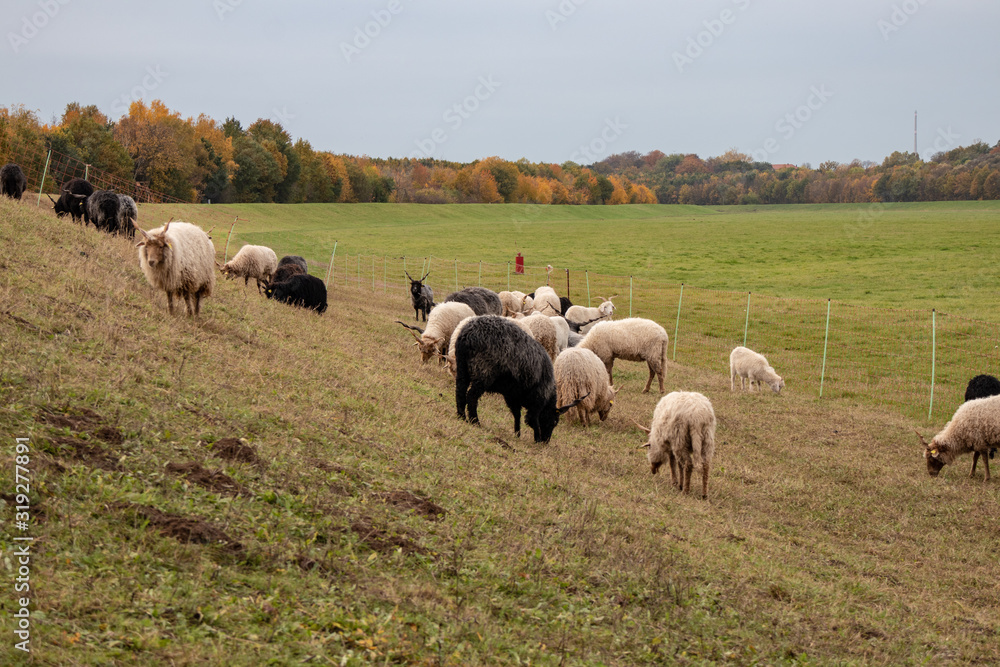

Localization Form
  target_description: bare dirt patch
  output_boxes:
[379,490,446,520]
[115,502,244,555]
[209,437,261,465]
[165,461,249,497]
[44,436,121,472]
[350,517,426,556]
[38,406,103,431]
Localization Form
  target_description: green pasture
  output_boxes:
[143,200,1000,318]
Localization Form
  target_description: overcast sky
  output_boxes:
[5,0,998,167]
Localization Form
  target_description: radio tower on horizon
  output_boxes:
[914,110,918,158]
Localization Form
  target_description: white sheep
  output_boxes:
[564,296,616,335]
[444,315,478,377]
[528,285,561,316]
[636,391,716,499]
[549,316,570,355]
[580,318,669,394]
[219,244,279,294]
[397,301,476,364]
[135,221,216,317]
[918,395,1000,481]
[498,290,527,317]
[554,347,617,426]
[729,346,784,394]
[514,313,559,363]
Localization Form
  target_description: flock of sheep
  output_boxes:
[6,160,999,494]
[395,274,790,499]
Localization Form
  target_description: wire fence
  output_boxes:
[321,251,999,424]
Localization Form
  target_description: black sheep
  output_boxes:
[445,286,502,316]
[278,255,308,273]
[406,270,434,321]
[965,374,1000,459]
[48,178,94,224]
[1,163,27,199]
[559,296,573,315]
[454,315,583,443]
[85,190,122,235]
[266,273,327,314]
[269,263,305,286]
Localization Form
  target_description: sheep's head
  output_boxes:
[135,221,171,268]
[598,385,620,422]
[48,194,68,217]
[768,374,785,394]
[597,295,617,318]
[406,270,429,299]
[219,262,236,279]
[417,337,442,363]
[917,431,948,476]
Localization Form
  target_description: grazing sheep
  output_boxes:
[498,290,527,317]
[918,394,1000,481]
[514,313,559,363]
[554,347,617,426]
[580,318,669,394]
[528,285,561,316]
[397,301,476,364]
[219,244,278,293]
[444,315,479,377]
[135,221,215,317]
[445,286,503,316]
[48,178,94,224]
[0,163,27,199]
[266,274,328,314]
[565,296,616,335]
[406,270,435,321]
[729,346,784,394]
[966,374,1000,460]
[278,255,308,273]
[453,315,584,442]
[269,263,305,286]
[637,391,716,499]
[85,190,122,235]
[549,316,570,354]
[116,194,137,239]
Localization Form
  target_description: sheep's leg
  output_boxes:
[984,452,991,482]
[465,383,485,427]
[502,394,522,437]
[604,360,614,386]
[166,291,176,316]
[643,362,655,394]
[668,451,680,489]
[581,407,590,427]
[683,463,693,494]
[731,370,735,392]
[701,461,710,500]
[971,451,980,477]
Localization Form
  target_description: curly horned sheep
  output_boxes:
[580,318,669,394]
[565,296,616,335]
[453,315,585,442]
[135,221,216,317]
[918,394,1000,481]
[406,270,435,321]
[729,346,784,394]
[554,347,617,426]
[219,244,278,293]
[1,163,28,199]
[637,391,717,499]
[397,301,476,364]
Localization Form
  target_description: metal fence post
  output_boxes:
[743,292,751,347]
[35,148,52,207]
[673,283,684,361]
[929,308,937,420]
[820,299,831,398]
[326,241,338,288]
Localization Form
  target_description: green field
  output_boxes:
[145,200,1000,317]
[4,199,1000,665]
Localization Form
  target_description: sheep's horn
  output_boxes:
[395,320,424,342]
[636,443,651,449]
[215,261,224,268]
[914,429,929,446]
[46,194,57,204]
[132,219,151,240]
[631,418,651,434]
[557,392,590,414]
[405,270,413,281]
[420,271,430,281]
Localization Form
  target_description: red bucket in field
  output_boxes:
[515,253,524,274]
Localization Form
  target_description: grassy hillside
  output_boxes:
[3,198,1000,665]
[142,200,1000,318]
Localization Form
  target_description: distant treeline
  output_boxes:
[3,101,999,205]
